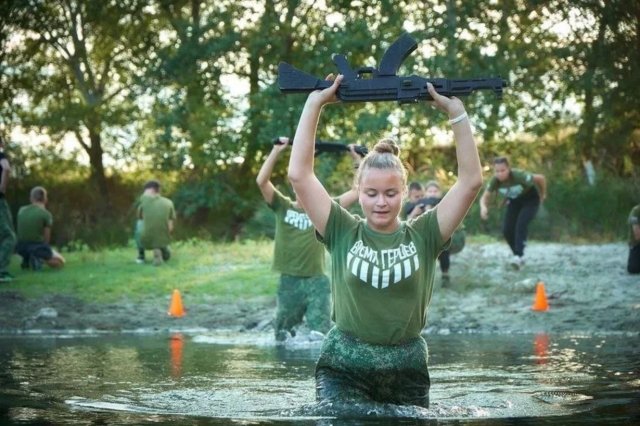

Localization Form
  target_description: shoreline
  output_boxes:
[0,241,638,337]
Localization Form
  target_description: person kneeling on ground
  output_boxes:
[16,186,65,270]
[137,180,175,266]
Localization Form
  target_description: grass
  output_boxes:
[4,239,279,304]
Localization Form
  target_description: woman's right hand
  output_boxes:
[307,74,344,107]
[272,136,290,153]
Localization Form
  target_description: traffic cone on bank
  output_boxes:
[531,281,549,312]
[168,289,186,317]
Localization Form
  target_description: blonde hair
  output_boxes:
[355,138,407,186]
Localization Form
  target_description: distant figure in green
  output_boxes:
[137,180,176,266]
[479,156,547,270]
[0,135,16,282]
[628,204,640,274]
[16,186,65,270]
[257,137,359,342]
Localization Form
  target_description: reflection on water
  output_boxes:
[0,331,638,425]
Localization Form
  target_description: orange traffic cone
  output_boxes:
[531,281,549,312]
[168,289,186,317]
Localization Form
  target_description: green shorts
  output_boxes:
[315,327,430,407]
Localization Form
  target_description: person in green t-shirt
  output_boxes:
[479,156,547,270]
[628,204,640,274]
[257,137,360,342]
[402,181,425,220]
[0,135,17,282]
[402,180,454,284]
[137,180,176,266]
[16,186,65,270]
[287,77,482,408]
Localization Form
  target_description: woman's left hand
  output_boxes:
[427,83,465,119]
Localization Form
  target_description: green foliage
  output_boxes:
[1,0,638,246]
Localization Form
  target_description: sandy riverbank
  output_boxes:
[0,242,637,337]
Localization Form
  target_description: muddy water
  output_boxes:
[0,331,638,425]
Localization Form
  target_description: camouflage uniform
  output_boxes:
[269,190,330,340]
[275,274,331,338]
[317,201,448,407]
[316,327,430,407]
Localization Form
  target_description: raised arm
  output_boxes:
[336,144,362,209]
[256,137,290,204]
[428,83,483,241]
[288,75,343,237]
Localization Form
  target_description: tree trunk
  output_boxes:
[576,10,606,185]
[87,127,112,215]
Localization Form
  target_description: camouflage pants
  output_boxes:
[315,327,430,407]
[275,274,331,340]
[0,198,16,273]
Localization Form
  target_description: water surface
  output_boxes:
[0,331,638,425]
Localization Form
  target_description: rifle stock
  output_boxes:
[278,33,507,103]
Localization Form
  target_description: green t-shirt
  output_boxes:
[486,168,535,199]
[321,201,447,345]
[138,194,176,249]
[269,189,326,277]
[629,205,640,247]
[17,204,53,243]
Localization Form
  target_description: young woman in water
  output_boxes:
[287,74,482,407]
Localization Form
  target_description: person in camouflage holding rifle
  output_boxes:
[257,137,360,342]
[287,75,482,408]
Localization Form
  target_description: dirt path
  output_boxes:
[0,242,637,336]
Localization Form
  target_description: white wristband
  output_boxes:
[448,112,468,125]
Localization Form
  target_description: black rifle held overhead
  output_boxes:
[278,33,508,104]
[272,137,368,157]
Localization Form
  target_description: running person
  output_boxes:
[287,76,482,407]
[479,156,546,269]
[257,137,360,342]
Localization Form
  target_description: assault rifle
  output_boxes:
[278,33,507,104]
[272,137,368,157]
